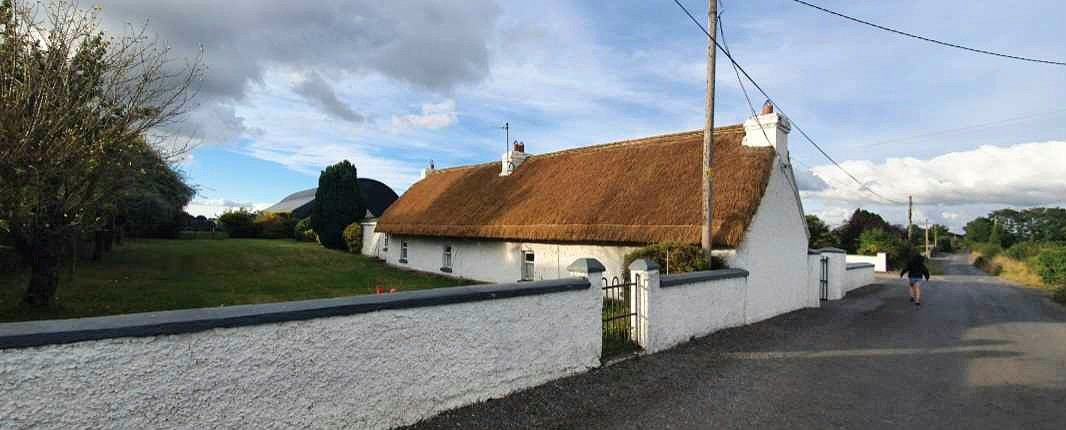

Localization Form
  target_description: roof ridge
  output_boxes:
[431,124,744,173]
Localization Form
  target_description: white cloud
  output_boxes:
[185,199,270,218]
[942,211,960,220]
[390,100,458,131]
[805,141,1066,207]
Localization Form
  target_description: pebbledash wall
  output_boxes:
[0,278,601,430]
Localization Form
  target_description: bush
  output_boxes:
[311,160,365,250]
[973,255,1003,276]
[255,212,296,239]
[623,242,724,275]
[218,209,259,238]
[857,228,912,269]
[177,230,228,240]
[970,242,1003,259]
[294,217,317,242]
[1004,241,1050,261]
[343,222,363,253]
[0,245,20,274]
[1053,285,1066,305]
[1035,247,1066,287]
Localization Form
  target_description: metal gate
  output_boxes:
[819,256,830,301]
[602,276,641,359]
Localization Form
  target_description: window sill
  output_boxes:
[440,267,452,273]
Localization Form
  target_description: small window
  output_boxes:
[399,240,408,263]
[441,245,453,272]
[521,251,535,281]
[382,234,389,252]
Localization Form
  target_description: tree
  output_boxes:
[858,228,911,268]
[805,215,837,249]
[832,209,900,253]
[311,160,364,250]
[964,217,993,243]
[0,0,202,305]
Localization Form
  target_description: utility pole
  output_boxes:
[701,0,718,258]
[907,195,913,242]
[924,219,931,258]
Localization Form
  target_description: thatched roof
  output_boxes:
[376,125,776,248]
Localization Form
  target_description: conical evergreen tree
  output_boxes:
[311,161,364,249]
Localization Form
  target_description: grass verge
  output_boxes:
[0,239,469,322]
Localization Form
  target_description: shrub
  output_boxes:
[623,242,724,275]
[343,222,363,253]
[294,217,317,242]
[255,212,296,239]
[1035,247,1066,287]
[1053,285,1066,305]
[0,245,20,274]
[857,228,912,269]
[970,242,1003,259]
[1004,241,1049,261]
[218,209,259,238]
[973,255,1003,276]
[311,160,365,250]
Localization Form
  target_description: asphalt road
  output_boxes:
[404,254,1066,429]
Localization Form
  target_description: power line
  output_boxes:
[670,0,904,205]
[853,107,1066,148]
[787,0,1066,67]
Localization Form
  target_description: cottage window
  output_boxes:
[382,234,389,252]
[399,240,408,263]
[521,251,535,281]
[441,245,453,272]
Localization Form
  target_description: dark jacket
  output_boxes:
[900,257,930,280]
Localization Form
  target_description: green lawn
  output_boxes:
[0,239,470,322]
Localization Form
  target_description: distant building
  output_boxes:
[264,178,399,219]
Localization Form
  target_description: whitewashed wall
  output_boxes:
[380,235,638,284]
[361,220,383,257]
[637,269,749,354]
[0,284,601,430]
[727,159,813,323]
[845,264,876,293]
[846,253,887,272]
[807,253,826,304]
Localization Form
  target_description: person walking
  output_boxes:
[900,254,931,307]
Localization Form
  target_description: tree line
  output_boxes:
[806,209,954,268]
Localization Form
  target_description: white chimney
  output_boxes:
[420,160,435,180]
[742,103,791,158]
[500,141,530,176]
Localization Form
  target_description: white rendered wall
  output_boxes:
[845,266,876,293]
[807,254,825,306]
[846,253,887,272]
[381,235,638,284]
[361,221,383,257]
[0,287,601,430]
[643,275,747,353]
[823,253,847,300]
[727,159,812,323]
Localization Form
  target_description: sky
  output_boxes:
[87,0,1066,232]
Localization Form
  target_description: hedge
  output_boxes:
[343,222,363,254]
[623,242,724,275]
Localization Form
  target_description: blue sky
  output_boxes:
[94,0,1066,231]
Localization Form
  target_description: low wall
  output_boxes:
[642,269,750,353]
[845,263,876,294]
[846,252,887,272]
[0,279,601,430]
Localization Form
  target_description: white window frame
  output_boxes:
[441,244,453,272]
[521,250,535,281]
[400,240,408,263]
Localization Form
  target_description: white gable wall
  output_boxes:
[379,235,638,284]
[726,157,813,323]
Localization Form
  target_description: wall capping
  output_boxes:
[660,268,749,288]
[846,262,875,270]
[0,278,590,350]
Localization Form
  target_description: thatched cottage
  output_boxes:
[365,111,809,319]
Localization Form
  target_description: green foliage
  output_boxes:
[1053,285,1066,305]
[623,242,724,275]
[805,215,837,249]
[970,242,1003,259]
[988,222,1004,247]
[857,228,912,268]
[311,160,365,250]
[294,217,317,242]
[218,209,259,239]
[343,222,363,253]
[1035,247,1066,287]
[964,217,994,243]
[255,212,296,239]
[1004,241,1051,261]
[832,209,903,253]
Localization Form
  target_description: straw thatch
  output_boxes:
[376,125,776,248]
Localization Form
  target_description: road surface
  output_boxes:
[404,254,1066,429]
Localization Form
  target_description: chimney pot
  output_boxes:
[513,141,525,153]
[761,100,774,115]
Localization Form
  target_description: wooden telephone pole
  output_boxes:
[701,0,718,257]
[907,195,913,242]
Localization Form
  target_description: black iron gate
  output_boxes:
[602,276,640,359]
[820,256,830,301]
